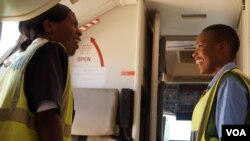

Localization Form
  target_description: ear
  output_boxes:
[217,41,231,57]
[43,20,53,33]
[217,41,225,51]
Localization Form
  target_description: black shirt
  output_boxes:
[24,42,68,113]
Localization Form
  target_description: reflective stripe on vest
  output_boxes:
[0,38,73,141]
[191,68,250,141]
[0,108,72,137]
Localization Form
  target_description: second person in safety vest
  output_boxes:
[191,24,250,141]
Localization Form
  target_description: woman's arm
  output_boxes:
[36,109,63,141]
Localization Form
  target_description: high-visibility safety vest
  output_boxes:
[0,38,74,141]
[191,68,250,141]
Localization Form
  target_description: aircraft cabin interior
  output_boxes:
[0,0,247,141]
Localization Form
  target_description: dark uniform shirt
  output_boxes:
[24,42,68,113]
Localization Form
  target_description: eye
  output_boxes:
[73,23,78,27]
[196,43,206,49]
[71,21,78,28]
[197,44,203,48]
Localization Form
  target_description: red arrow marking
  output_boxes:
[90,37,104,67]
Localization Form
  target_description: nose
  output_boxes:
[192,50,197,58]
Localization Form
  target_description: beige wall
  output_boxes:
[70,5,137,89]
[70,2,147,141]
[237,0,250,76]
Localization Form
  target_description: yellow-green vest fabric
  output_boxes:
[191,69,250,141]
[0,39,74,141]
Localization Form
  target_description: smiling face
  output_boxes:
[44,12,82,56]
[192,31,223,75]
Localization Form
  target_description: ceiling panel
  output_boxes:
[60,0,137,26]
[145,0,242,36]
[0,0,60,21]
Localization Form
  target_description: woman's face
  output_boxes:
[48,12,82,56]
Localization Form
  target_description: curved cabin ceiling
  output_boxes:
[0,0,137,23]
[145,0,242,35]
[60,0,137,26]
[60,0,122,26]
[0,0,242,36]
[0,0,60,21]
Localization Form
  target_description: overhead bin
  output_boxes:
[0,0,137,22]
[0,0,60,21]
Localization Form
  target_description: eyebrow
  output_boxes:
[196,42,207,45]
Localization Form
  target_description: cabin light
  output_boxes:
[181,14,207,19]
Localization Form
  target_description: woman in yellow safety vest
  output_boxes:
[191,24,250,141]
[0,3,82,141]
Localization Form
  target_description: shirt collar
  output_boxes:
[208,62,237,88]
[32,38,48,44]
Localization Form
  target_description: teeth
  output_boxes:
[196,59,203,64]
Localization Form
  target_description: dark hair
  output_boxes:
[19,3,71,50]
[202,24,240,59]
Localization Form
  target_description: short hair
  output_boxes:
[202,24,240,58]
[19,3,72,40]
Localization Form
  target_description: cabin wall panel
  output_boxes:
[70,5,137,89]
